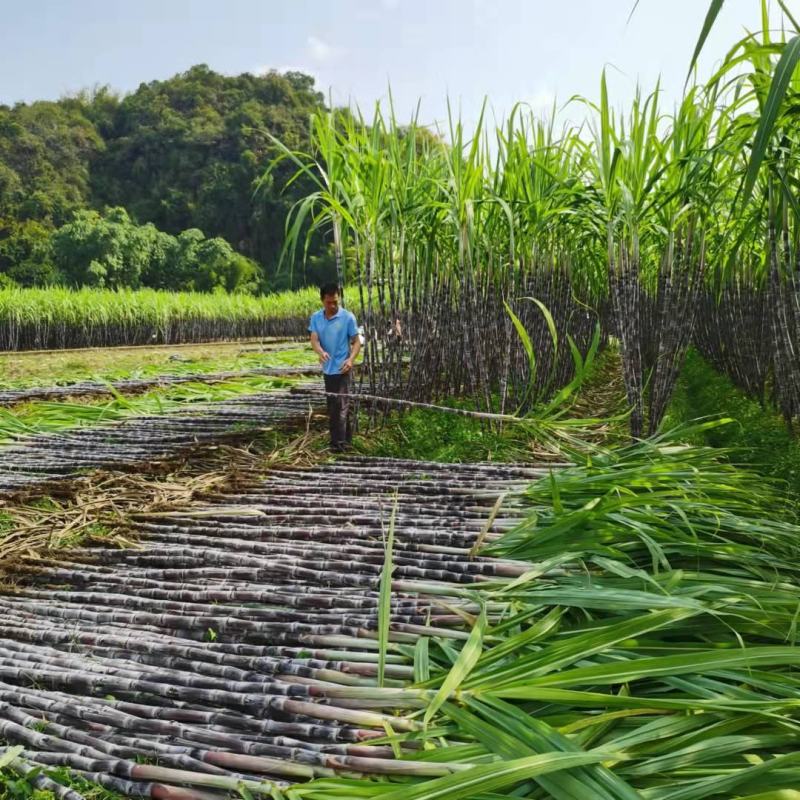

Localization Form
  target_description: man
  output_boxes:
[308,283,361,452]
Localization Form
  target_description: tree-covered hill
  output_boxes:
[0,66,332,291]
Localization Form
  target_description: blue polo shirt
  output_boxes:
[308,307,359,375]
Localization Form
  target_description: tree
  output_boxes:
[0,100,103,226]
[0,218,58,286]
[0,66,329,289]
[91,65,326,284]
[52,207,167,289]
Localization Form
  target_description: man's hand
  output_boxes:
[318,351,330,366]
[341,357,354,373]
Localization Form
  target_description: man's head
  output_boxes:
[320,283,341,316]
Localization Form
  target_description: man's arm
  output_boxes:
[310,331,330,366]
[341,334,361,373]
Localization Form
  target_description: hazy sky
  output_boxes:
[0,0,778,128]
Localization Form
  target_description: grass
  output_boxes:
[664,349,800,496]
[0,340,312,390]
[353,346,628,463]
[0,764,123,800]
[353,406,533,463]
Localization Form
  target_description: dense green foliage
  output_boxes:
[355,407,530,463]
[0,99,102,226]
[665,349,800,495]
[0,67,334,291]
[50,207,259,292]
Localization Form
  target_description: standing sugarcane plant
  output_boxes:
[267,100,601,423]
[585,76,664,438]
[262,1,800,437]
[692,11,800,429]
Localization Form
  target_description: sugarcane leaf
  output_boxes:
[686,0,726,84]
[463,697,641,800]
[504,300,536,386]
[381,720,404,760]
[657,752,800,800]
[525,296,559,358]
[550,470,564,514]
[378,494,398,688]
[510,645,800,689]
[566,332,586,377]
[441,702,620,800]
[742,35,800,204]
[423,604,487,728]
[414,636,431,684]
[777,0,800,32]
[468,491,507,558]
[378,751,612,800]
[287,778,395,798]
[236,783,256,800]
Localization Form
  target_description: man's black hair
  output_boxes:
[320,283,341,299]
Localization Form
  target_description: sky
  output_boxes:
[0,0,780,130]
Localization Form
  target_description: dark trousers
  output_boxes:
[323,372,352,449]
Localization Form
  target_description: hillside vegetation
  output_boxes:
[0,66,332,292]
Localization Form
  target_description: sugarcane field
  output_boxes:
[1,2,800,799]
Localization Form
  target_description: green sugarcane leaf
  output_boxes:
[286,778,395,798]
[550,470,564,514]
[463,697,641,800]
[777,0,800,31]
[377,494,398,688]
[489,685,800,712]
[742,35,800,204]
[686,0,726,83]
[423,604,487,728]
[504,300,536,385]
[237,783,256,800]
[441,702,621,800]
[378,751,613,800]
[658,752,800,800]
[624,732,797,777]
[414,636,431,684]
[525,296,559,358]
[566,332,586,377]
[512,645,800,689]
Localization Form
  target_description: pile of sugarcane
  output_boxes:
[2,441,800,797]
[270,9,800,436]
[0,366,319,406]
[0,388,322,492]
[0,457,545,798]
